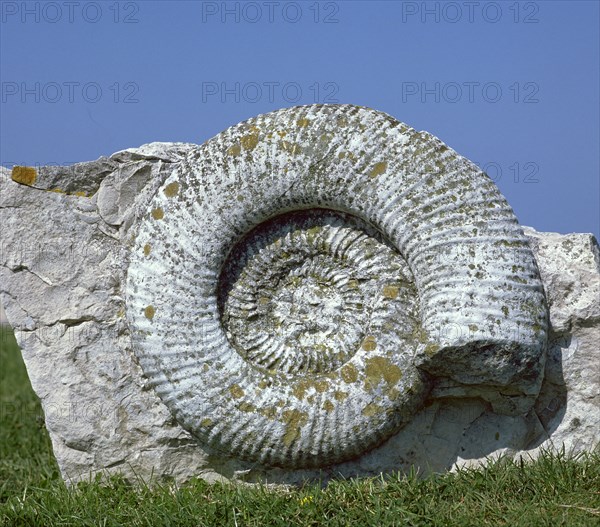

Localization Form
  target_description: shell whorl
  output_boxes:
[125,104,547,469]
[218,210,418,376]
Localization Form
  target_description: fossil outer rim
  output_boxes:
[125,104,548,469]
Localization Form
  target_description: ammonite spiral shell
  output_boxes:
[126,105,547,469]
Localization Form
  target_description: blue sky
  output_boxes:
[1,0,598,238]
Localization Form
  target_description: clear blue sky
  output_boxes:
[1,0,598,238]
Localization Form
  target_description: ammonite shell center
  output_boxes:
[218,208,417,376]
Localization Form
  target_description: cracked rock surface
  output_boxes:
[1,116,598,485]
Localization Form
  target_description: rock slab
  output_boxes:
[1,114,598,485]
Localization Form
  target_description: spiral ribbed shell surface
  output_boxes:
[126,104,547,469]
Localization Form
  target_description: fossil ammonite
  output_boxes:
[126,104,548,469]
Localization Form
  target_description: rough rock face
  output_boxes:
[521,227,600,458]
[0,105,597,485]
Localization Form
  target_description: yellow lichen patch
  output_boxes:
[338,151,357,162]
[387,388,400,401]
[259,407,277,420]
[362,336,377,351]
[341,363,359,383]
[292,379,330,400]
[362,403,384,417]
[333,390,349,402]
[227,144,241,156]
[412,327,429,344]
[282,426,299,446]
[320,132,334,143]
[164,182,180,198]
[258,379,269,390]
[151,207,164,220]
[306,225,321,244]
[277,130,287,138]
[424,343,440,357]
[258,297,270,305]
[382,285,399,299]
[229,384,244,399]
[369,162,387,178]
[315,380,329,393]
[74,191,88,198]
[143,244,152,256]
[238,402,256,413]
[11,166,37,186]
[364,356,402,390]
[282,409,308,447]
[347,279,359,289]
[241,133,259,151]
[279,141,302,155]
[201,418,212,427]
[144,305,155,320]
[323,400,335,413]
[292,382,308,400]
[297,118,310,128]
[203,364,210,372]
[49,188,65,194]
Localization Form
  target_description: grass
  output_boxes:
[1,325,599,526]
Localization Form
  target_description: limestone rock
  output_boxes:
[0,105,597,485]
[523,227,600,457]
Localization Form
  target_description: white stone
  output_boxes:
[0,106,597,485]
